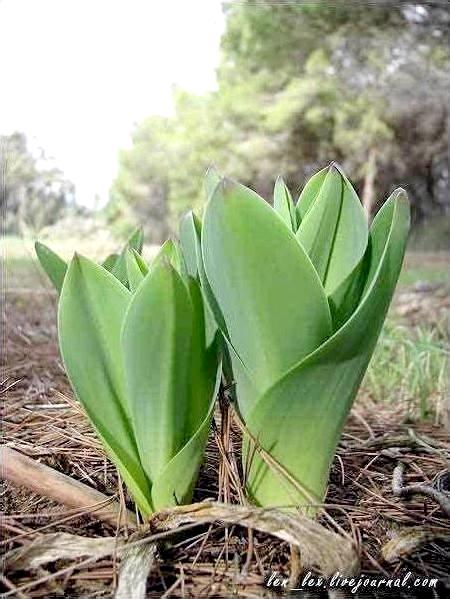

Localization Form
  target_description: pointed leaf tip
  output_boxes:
[202,178,332,413]
[58,254,151,515]
[35,241,68,294]
[329,161,344,174]
[296,165,329,221]
[296,164,368,295]
[126,227,144,254]
[221,177,235,194]
[204,165,222,200]
[393,187,408,201]
[273,175,297,231]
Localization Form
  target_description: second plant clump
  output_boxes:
[36,162,410,517]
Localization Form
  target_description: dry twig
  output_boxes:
[392,462,450,518]
[1,445,137,528]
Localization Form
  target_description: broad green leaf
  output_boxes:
[108,227,145,287]
[360,189,409,299]
[185,279,220,431]
[151,366,220,509]
[122,263,220,505]
[131,248,149,275]
[122,263,194,482]
[179,210,222,344]
[197,247,224,345]
[204,165,221,200]
[328,247,371,330]
[151,239,182,273]
[58,255,152,516]
[244,190,410,510]
[102,253,119,271]
[151,281,221,509]
[35,242,67,293]
[296,166,328,222]
[126,227,144,254]
[179,211,201,278]
[224,336,258,410]
[296,164,368,296]
[202,178,332,416]
[110,252,129,287]
[273,176,297,231]
[125,249,145,292]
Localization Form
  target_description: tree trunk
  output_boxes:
[362,148,378,220]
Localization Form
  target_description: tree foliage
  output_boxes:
[109,0,449,231]
[1,132,75,235]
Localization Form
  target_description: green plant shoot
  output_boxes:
[35,226,144,293]
[201,163,410,511]
[36,229,220,517]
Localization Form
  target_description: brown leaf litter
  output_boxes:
[1,273,449,597]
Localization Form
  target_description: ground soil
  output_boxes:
[1,263,449,598]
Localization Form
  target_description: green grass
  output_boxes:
[399,250,449,287]
[363,320,448,422]
[3,237,49,290]
[2,235,159,291]
[399,266,449,286]
[408,213,450,252]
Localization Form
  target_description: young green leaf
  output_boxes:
[273,176,297,231]
[107,227,145,287]
[296,165,328,222]
[296,164,368,296]
[35,241,67,293]
[179,210,222,345]
[126,227,144,254]
[102,253,119,271]
[58,255,152,516]
[243,190,410,510]
[327,247,371,330]
[151,281,221,509]
[151,239,182,272]
[179,211,201,279]
[184,278,220,432]
[125,249,146,292]
[202,178,332,416]
[110,252,129,287]
[131,248,149,275]
[122,263,194,481]
[204,165,221,200]
[122,263,220,505]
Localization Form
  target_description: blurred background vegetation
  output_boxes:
[2,0,449,248]
[2,0,449,427]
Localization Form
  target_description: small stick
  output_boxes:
[289,544,301,588]
[0,446,137,529]
[392,462,450,518]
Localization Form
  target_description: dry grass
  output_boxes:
[1,245,449,597]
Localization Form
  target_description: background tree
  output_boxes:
[1,132,75,235]
[108,117,173,242]
[219,0,449,219]
[109,0,449,236]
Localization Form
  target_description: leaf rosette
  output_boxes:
[201,164,410,511]
[37,231,220,517]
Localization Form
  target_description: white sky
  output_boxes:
[0,0,225,207]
